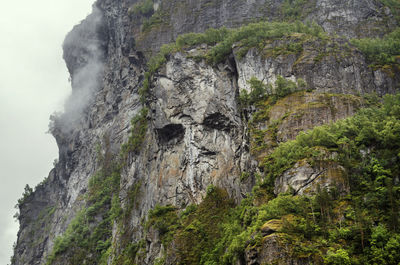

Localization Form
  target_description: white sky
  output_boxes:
[0,0,95,263]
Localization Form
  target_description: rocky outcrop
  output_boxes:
[274,158,349,195]
[11,0,399,265]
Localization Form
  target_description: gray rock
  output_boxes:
[274,159,349,195]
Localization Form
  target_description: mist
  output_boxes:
[51,6,107,133]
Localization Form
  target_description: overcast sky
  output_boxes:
[0,0,95,263]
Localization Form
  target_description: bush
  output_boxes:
[324,248,351,265]
[275,75,297,98]
[16,184,33,207]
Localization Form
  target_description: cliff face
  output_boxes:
[12,0,400,265]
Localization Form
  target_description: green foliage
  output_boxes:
[324,248,351,265]
[148,44,176,74]
[275,75,298,99]
[248,77,269,103]
[129,0,154,16]
[206,21,326,64]
[252,94,400,262]
[179,191,325,264]
[46,93,400,264]
[121,107,149,157]
[149,21,327,71]
[379,0,400,22]
[111,240,145,265]
[144,187,235,265]
[176,27,231,48]
[262,94,400,188]
[146,204,179,245]
[351,28,400,69]
[240,76,308,110]
[16,184,33,207]
[124,181,142,219]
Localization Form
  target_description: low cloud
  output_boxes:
[50,6,107,134]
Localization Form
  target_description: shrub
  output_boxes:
[16,184,33,207]
[324,248,351,265]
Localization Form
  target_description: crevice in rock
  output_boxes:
[156,123,185,143]
[203,113,232,131]
[200,147,217,156]
[294,169,327,195]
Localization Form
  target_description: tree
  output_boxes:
[16,184,33,207]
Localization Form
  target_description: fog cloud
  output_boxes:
[51,6,106,133]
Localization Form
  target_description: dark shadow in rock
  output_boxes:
[157,124,185,143]
[203,113,232,131]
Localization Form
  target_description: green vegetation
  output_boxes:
[30,206,56,247]
[239,76,307,109]
[129,0,154,16]
[239,76,308,155]
[176,21,326,64]
[121,107,149,158]
[16,184,33,207]
[144,186,236,264]
[351,28,400,72]
[108,179,145,265]
[146,204,180,245]
[129,0,171,33]
[263,93,400,187]
[378,0,400,22]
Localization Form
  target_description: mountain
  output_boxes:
[12,0,400,264]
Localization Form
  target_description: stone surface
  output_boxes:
[274,158,349,195]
